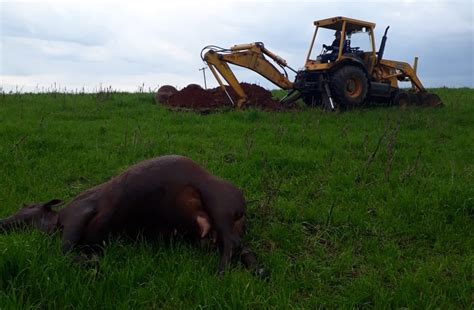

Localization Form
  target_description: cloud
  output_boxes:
[1,0,473,91]
[1,2,112,46]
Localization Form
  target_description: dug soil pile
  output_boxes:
[163,83,283,111]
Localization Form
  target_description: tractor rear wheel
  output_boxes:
[330,65,369,109]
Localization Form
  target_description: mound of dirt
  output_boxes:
[163,83,282,111]
[167,84,223,110]
[155,85,177,104]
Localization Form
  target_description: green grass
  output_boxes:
[0,89,472,308]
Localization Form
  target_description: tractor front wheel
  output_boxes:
[330,65,369,109]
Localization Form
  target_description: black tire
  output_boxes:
[330,65,369,109]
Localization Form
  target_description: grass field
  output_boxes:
[0,89,472,308]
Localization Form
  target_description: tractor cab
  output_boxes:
[305,17,377,74]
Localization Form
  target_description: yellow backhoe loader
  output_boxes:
[201,16,442,109]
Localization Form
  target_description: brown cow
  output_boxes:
[0,155,262,275]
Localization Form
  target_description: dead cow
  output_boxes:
[0,155,261,274]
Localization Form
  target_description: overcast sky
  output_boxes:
[1,0,473,92]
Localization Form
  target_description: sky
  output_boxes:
[1,0,473,92]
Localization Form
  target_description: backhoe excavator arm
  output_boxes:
[201,42,295,108]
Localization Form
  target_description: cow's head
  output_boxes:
[0,199,63,234]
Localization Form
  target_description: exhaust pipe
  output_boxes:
[377,26,390,64]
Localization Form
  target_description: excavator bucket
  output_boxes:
[279,89,302,106]
[416,92,443,107]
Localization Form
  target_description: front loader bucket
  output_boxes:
[417,92,443,107]
[393,91,417,107]
[393,91,443,108]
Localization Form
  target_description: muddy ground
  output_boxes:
[156,83,283,112]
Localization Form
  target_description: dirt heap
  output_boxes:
[163,83,282,111]
[166,84,223,110]
[155,85,178,104]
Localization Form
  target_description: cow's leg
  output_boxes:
[60,204,97,254]
[217,230,241,274]
[75,208,116,254]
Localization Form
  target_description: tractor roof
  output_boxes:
[314,16,376,32]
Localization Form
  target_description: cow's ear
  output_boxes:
[42,199,64,210]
